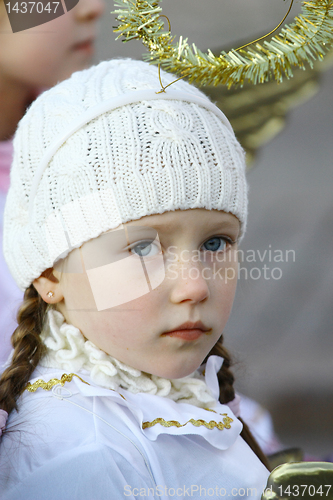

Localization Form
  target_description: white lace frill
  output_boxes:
[40,309,216,409]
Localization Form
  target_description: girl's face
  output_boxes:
[0,0,104,88]
[51,209,240,379]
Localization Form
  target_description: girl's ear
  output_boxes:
[33,268,64,304]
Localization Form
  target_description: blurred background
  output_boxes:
[94,0,333,456]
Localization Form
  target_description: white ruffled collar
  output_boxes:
[26,364,242,452]
[40,309,217,409]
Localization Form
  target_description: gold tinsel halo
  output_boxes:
[113,0,333,87]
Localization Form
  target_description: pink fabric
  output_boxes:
[226,393,241,418]
[0,409,8,437]
[0,138,23,368]
[239,394,283,455]
[0,139,13,193]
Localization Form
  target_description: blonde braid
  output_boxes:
[0,285,47,415]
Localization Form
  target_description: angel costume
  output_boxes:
[0,309,269,500]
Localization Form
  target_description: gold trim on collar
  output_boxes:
[25,372,127,400]
[142,413,233,431]
[25,373,90,392]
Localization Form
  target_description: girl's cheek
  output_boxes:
[0,17,76,86]
[213,260,238,305]
[62,273,97,312]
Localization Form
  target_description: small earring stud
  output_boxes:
[46,291,54,299]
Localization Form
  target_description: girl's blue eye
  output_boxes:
[202,237,228,252]
[131,240,159,257]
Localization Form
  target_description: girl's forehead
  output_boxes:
[124,209,240,232]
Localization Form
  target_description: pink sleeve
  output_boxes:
[0,139,23,368]
[0,138,13,194]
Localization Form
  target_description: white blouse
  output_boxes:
[0,311,269,499]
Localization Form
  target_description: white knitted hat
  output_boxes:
[4,58,248,291]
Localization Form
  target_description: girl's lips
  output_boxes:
[73,39,95,54]
[164,329,207,341]
[162,321,212,341]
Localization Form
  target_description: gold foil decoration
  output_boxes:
[113,0,333,87]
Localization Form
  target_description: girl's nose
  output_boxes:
[168,260,210,305]
[75,0,105,22]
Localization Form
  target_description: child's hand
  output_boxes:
[262,462,333,499]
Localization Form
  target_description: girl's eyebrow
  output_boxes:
[124,222,240,242]
[136,220,240,232]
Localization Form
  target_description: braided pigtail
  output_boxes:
[205,338,270,470]
[0,285,48,416]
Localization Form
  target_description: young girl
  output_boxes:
[0,0,105,365]
[0,58,270,499]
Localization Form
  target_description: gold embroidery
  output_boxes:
[142,414,233,431]
[26,373,90,392]
[25,373,127,400]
